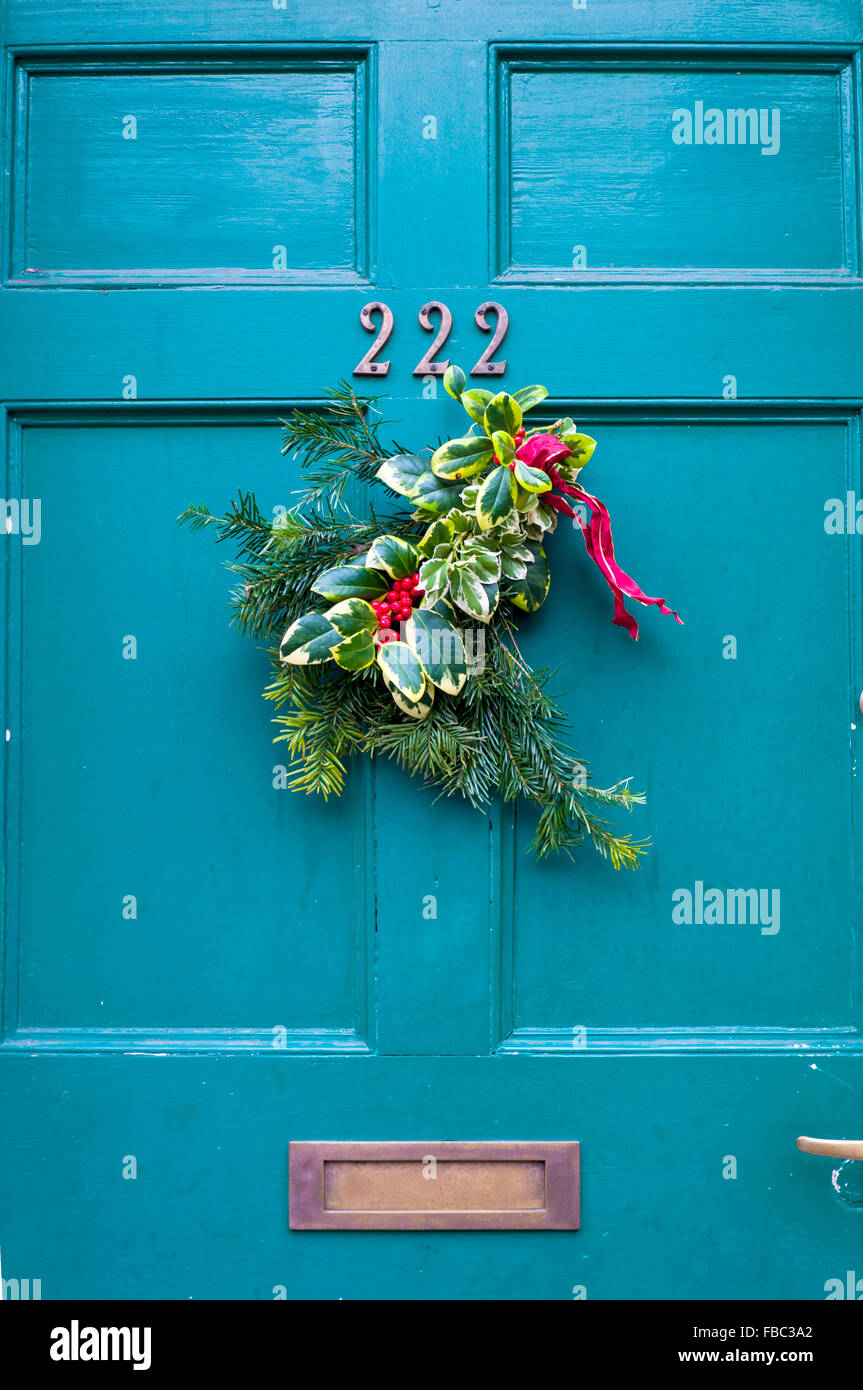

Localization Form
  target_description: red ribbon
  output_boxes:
[516,433,682,641]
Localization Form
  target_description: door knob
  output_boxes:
[797,1135,863,1160]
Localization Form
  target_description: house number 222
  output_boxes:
[353,301,508,378]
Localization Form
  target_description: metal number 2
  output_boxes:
[353,302,394,376]
[413,301,452,376]
[353,300,508,378]
[471,301,508,377]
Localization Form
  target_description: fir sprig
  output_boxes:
[180,389,649,865]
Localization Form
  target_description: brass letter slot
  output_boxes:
[289,1141,580,1230]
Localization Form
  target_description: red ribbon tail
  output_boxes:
[571,486,682,642]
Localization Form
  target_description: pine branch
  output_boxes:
[280,382,399,510]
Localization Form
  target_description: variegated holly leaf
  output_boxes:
[332,629,376,671]
[312,564,389,602]
[382,671,435,720]
[500,553,528,580]
[450,566,495,622]
[476,464,516,531]
[501,537,534,562]
[513,458,552,494]
[561,432,596,468]
[443,365,466,400]
[460,546,500,584]
[375,640,426,700]
[410,470,464,515]
[508,544,550,613]
[513,384,549,413]
[417,516,455,557]
[366,534,421,579]
[405,609,468,696]
[430,433,494,480]
[483,392,522,438]
[418,556,449,603]
[491,430,515,463]
[324,598,377,638]
[280,612,342,665]
[459,388,494,424]
[375,453,428,497]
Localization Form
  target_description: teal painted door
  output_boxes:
[2,0,863,1300]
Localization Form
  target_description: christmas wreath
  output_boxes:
[181,367,680,865]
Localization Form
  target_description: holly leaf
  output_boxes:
[405,609,468,696]
[312,565,389,602]
[279,612,342,665]
[376,640,427,700]
[500,553,528,580]
[492,430,515,463]
[332,629,376,671]
[443,365,466,400]
[459,388,494,424]
[483,392,522,438]
[562,432,596,468]
[461,546,501,584]
[417,516,455,557]
[513,458,552,494]
[418,556,449,602]
[381,671,435,720]
[450,566,494,622]
[375,453,428,497]
[410,470,465,515]
[476,464,516,531]
[513,384,549,413]
[430,433,495,480]
[366,534,421,579]
[508,543,550,613]
[324,598,377,638]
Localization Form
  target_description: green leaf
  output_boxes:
[501,538,534,561]
[443,364,466,400]
[513,384,549,413]
[376,640,427,700]
[491,430,515,463]
[324,598,377,638]
[476,464,516,531]
[459,388,494,423]
[431,433,494,480]
[405,609,468,696]
[564,432,596,468]
[450,566,493,622]
[366,534,421,579]
[508,544,550,613]
[382,671,435,720]
[279,612,342,665]
[332,629,376,671]
[375,453,428,497]
[417,516,455,557]
[312,564,389,603]
[418,556,449,602]
[462,548,501,584]
[483,392,522,438]
[513,458,552,494]
[431,596,459,623]
[410,471,464,515]
[500,553,528,580]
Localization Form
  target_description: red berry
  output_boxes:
[414,588,425,598]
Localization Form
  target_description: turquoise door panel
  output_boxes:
[2,0,863,1301]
